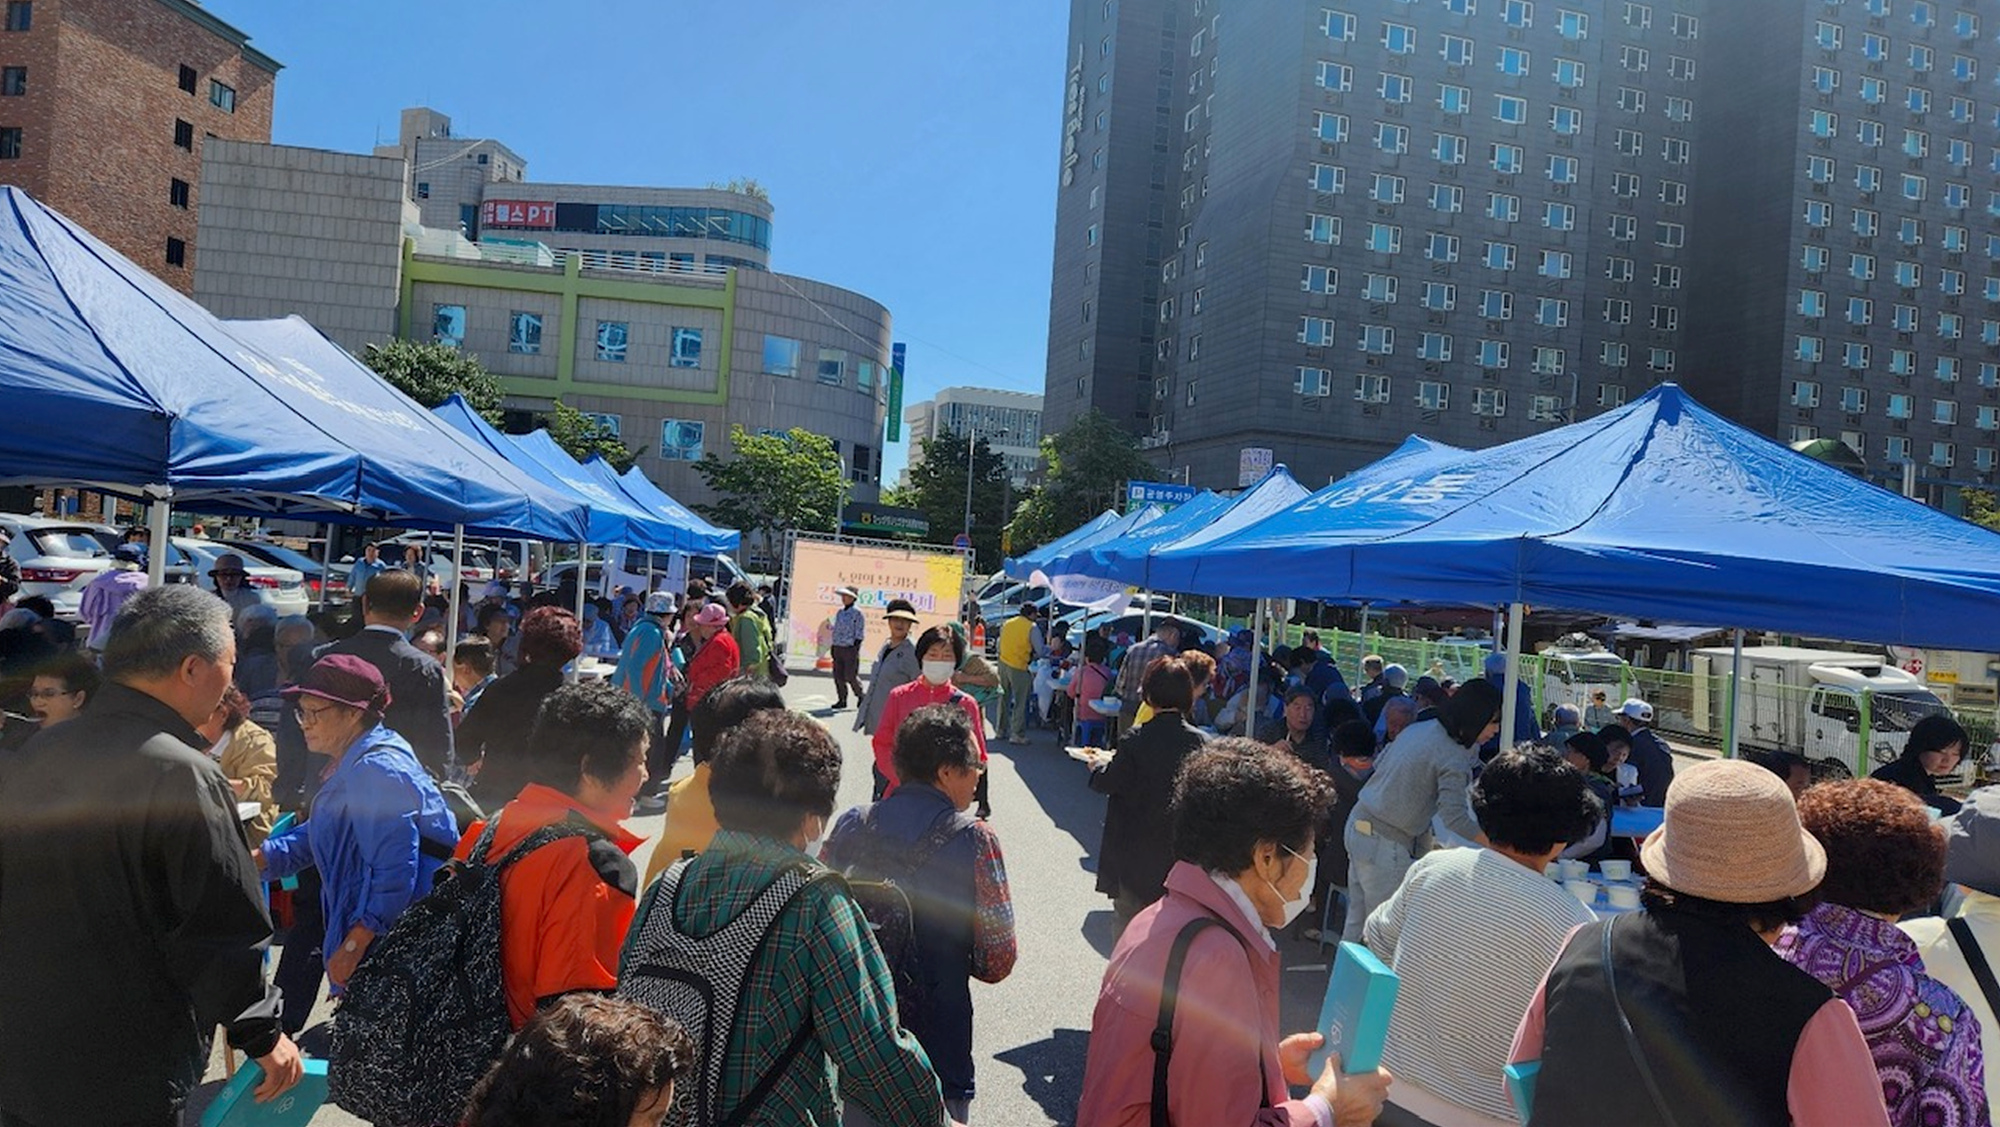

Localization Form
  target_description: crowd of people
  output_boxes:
[3,541,1998,1127]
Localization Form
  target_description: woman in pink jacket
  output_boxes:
[1077,738,1393,1127]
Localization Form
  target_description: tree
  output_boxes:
[363,340,504,422]
[899,434,1013,572]
[1007,410,1153,554]
[543,400,642,472]
[1967,489,2000,532]
[708,177,771,202]
[693,426,845,572]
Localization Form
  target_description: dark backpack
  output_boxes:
[617,859,830,1127]
[831,804,977,1024]
[327,814,603,1127]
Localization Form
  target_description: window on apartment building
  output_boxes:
[164,237,186,268]
[0,126,19,160]
[762,335,802,378]
[178,65,198,95]
[0,66,22,96]
[1297,367,1332,397]
[209,80,235,113]
[173,119,193,150]
[169,178,189,209]
[508,312,542,355]
[670,328,703,369]
[3,3,30,32]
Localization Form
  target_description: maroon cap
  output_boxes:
[283,653,392,715]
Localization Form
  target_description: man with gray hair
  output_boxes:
[0,585,303,1126]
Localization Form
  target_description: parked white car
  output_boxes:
[0,514,143,618]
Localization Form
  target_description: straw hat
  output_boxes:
[1640,759,1825,903]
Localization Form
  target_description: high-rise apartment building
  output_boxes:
[1685,0,2000,495]
[0,0,277,293]
[902,386,1046,487]
[1048,0,1997,494]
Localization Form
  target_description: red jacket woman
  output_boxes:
[682,603,740,713]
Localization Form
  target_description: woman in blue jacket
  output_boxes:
[258,653,458,990]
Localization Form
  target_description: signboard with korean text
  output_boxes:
[1239,447,1275,487]
[480,200,556,229]
[784,535,965,672]
[841,502,930,538]
[1126,480,1201,512]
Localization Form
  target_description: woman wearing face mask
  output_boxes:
[1078,739,1394,1127]
[869,625,989,801]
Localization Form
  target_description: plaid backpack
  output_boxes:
[829,804,978,1026]
[327,814,602,1127]
[617,858,829,1127]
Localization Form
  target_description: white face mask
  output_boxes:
[1264,844,1316,927]
[922,660,956,685]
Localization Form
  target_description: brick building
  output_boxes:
[0,0,278,293]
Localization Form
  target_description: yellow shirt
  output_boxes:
[643,763,719,886]
[999,615,1035,670]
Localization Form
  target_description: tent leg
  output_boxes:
[146,492,171,588]
[1141,588,1153,638]
[1358,602,1371,670]
[1726,627,1745,759]
[1501,602,1526,755]
[318,524,335,614]
[445,525,465,677]
[1247,599,1265,738]
[571,541,588,684]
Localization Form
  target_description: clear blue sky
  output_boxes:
[202,0,1065,483]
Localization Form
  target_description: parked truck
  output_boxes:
[1689,645,1953,779]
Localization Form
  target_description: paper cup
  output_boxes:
[1564,879,1598,906]
[1600,860,1633,882]
[1558,859,1590,881]
[1544,863,1562,879]
[1607,884,1642,909]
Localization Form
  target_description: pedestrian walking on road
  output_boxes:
[997,602,1048,744]
[0,585,304,1127]
[829,586,867,709]
[1090,655,1209,925]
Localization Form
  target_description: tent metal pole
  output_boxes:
[571,541,588,684]
[1358,602,1371,668]
[146,491,170,588]
[1726,627,1745,759]
[1141,587,1152,638]
[318,524,335,614]
[444,524,465,675]
[1247,598,1265,738]
[1501,602,1526,756]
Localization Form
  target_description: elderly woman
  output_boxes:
[1777,780,1989,1127]
[1341,679,1502,943]
[196,683,280,846]
[457,681,653,1031]
[1510,759,1890,1127]
[1091,655,1210,924]
[462,995,694,1127]
[257,654,458,989]
[1078,739,1391,1126]
[461,606,584,809]
[825,704,1018,1125]
[26,650,99,729]
[681,602,741,746]
[1871,713,1971,816]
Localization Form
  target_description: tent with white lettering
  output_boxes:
[1148,385,2000,650]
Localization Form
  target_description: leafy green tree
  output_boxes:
[1007,410,1152,553]
[362,340,504,422]
[542,400,642,472]
[1966,489,2000,532]
[693,426,846,570]
[898,435,1013,572]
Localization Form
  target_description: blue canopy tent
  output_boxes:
[1093,465,1316,590]
[1044,490,1226,580]
[613,465,739,556]
[1160,386,2000,650]
[1152,387,2000,746]
[225,318,593,543]
[507,429,696,553]
[0,188,594,572]
[434,397,657,551]
[1003,509,1124,581]
[1022,504,1167,607]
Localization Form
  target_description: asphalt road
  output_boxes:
[192,670,1338,1126]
